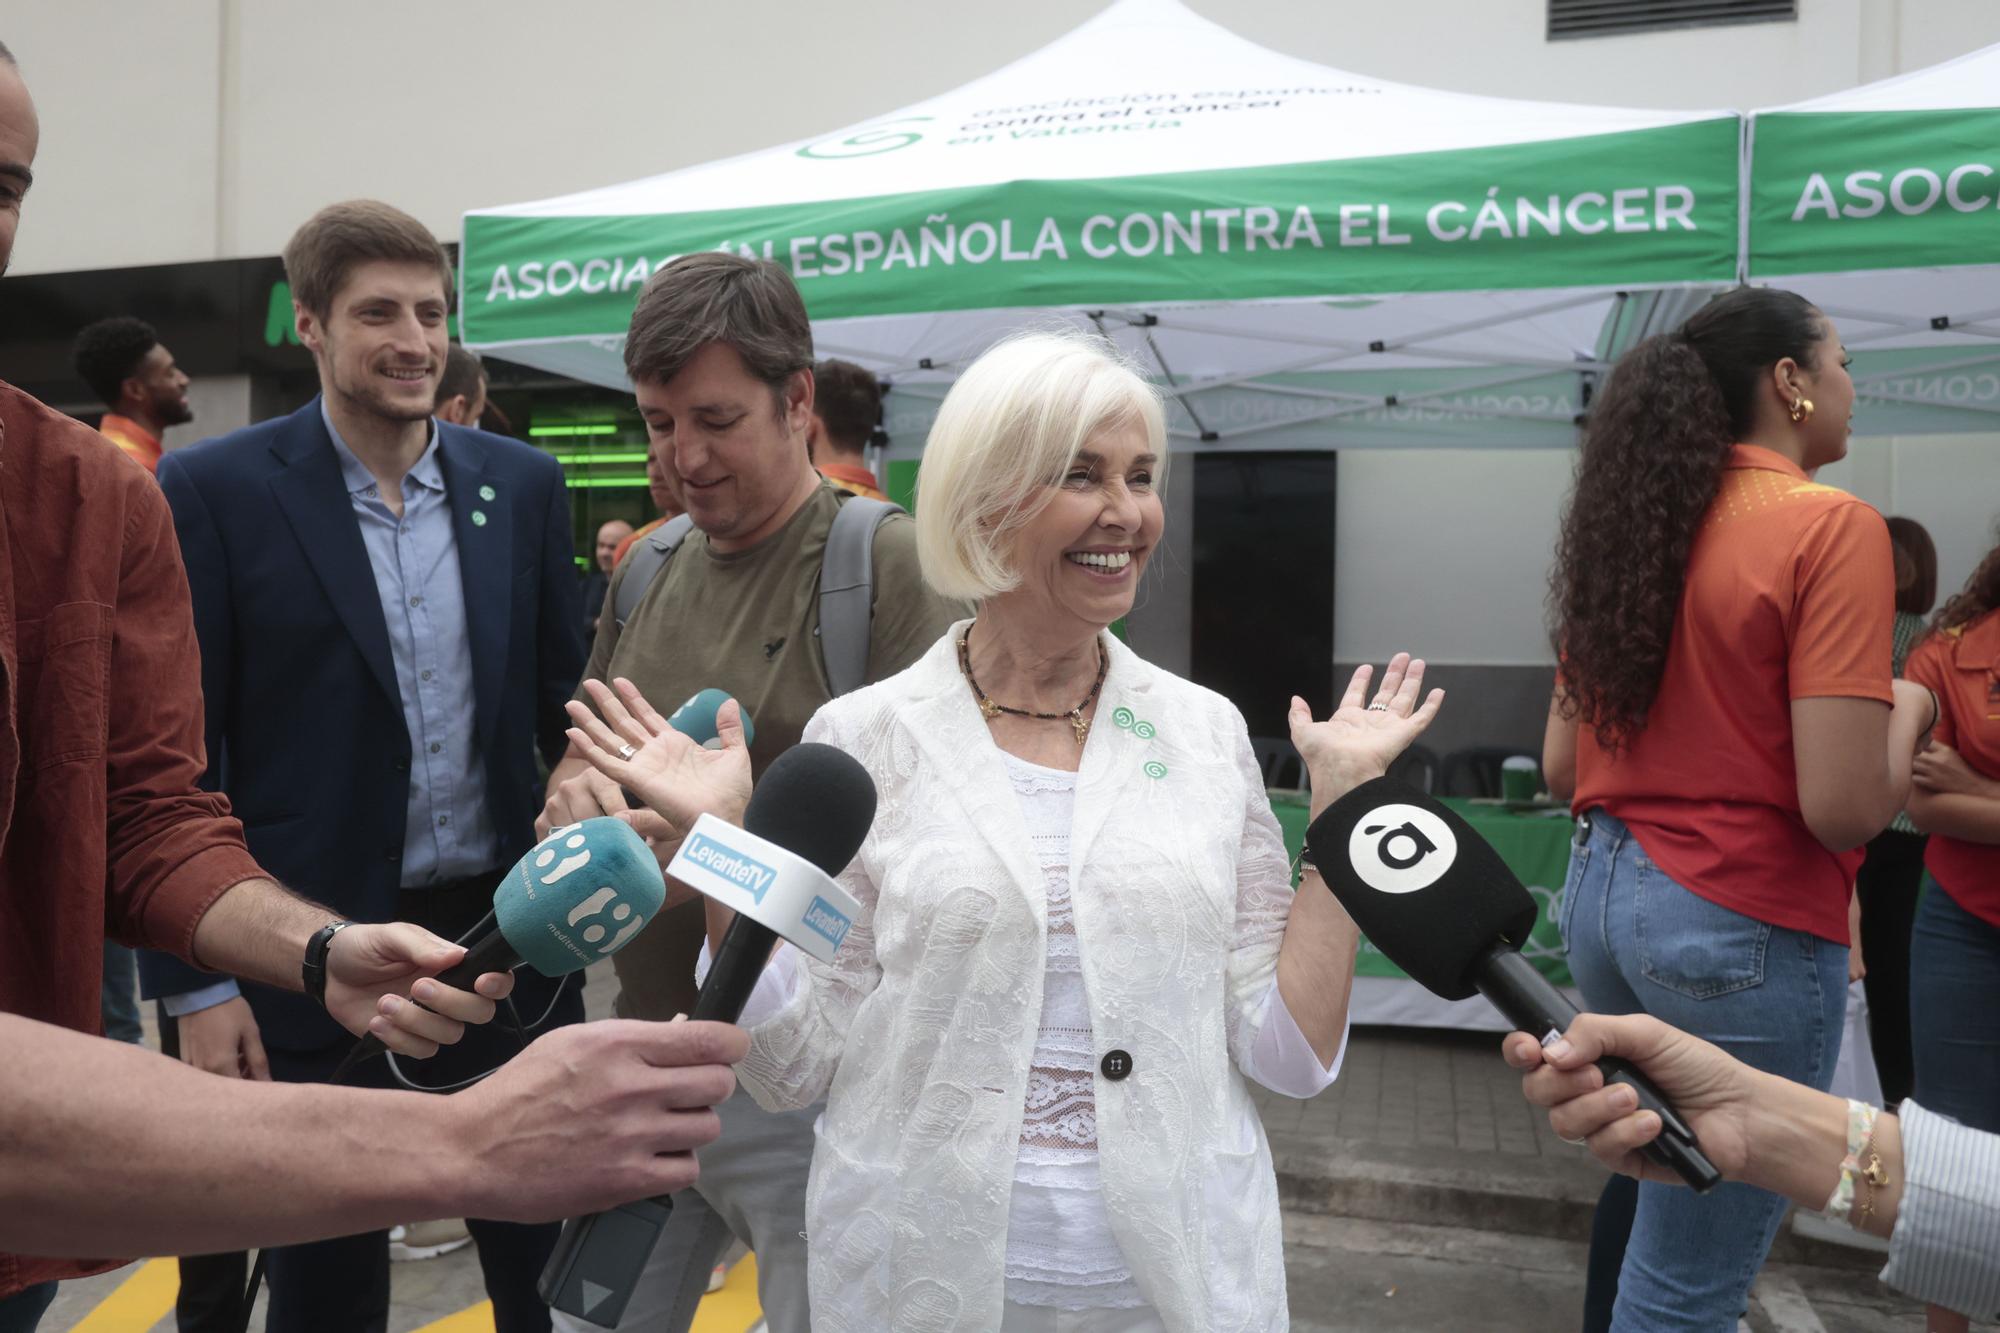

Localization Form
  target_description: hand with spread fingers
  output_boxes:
[1288,653,1446,816]
[564,678,754,850]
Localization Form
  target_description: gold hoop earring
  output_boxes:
[1788,397,1814,425]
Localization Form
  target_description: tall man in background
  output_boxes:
[541,254,962,1333]
[139,200,587,1333]
[71,314,192,474]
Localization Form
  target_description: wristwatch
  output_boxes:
[303,920,354,1009]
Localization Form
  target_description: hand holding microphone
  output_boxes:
[331,815,670,1080]
[1305,777,1722,1193]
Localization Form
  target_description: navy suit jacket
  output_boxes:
[138,399,584,1050]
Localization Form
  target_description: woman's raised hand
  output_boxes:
[1287,654,1444,812]
[563,679,754,848]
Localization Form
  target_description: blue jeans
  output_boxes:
[100,941,144,1045]
[1909,876,2000,1136]
[0,1283,56,1333]
[1560,810,1847,1333]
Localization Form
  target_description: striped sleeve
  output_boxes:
[1880,1100,2000,1319]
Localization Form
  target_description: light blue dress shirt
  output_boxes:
[322,401,502,888]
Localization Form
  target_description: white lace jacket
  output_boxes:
[735,624,1301,1332]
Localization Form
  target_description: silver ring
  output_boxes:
[1558,1132,1588,1146]
[617,743,637,761]
[1367,702,1391,712]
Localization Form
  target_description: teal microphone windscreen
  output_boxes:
[666,688,757,750]
[494,817,668,977]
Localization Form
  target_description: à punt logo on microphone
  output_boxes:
[1347,803,1457,895]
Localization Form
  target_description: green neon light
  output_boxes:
[563,477,651,489]
[548,451,651,465]
[529,424,622,437]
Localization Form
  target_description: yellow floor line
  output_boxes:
[400,1253,763,1333]
[69,1258,177,1333]
[689,1253,762,1333]
[409,1299,495,1333]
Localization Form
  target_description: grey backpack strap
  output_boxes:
[817,496,902,698]
[613,513,697,631]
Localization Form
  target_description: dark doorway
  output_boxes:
[1189,452,1338,739]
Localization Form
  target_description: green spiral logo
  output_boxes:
[1133,720,1156,740]
[1112,707,1137,731]
[1143,761,1168,780]
[797,117,931,160]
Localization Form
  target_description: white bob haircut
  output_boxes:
[915,329,1168,603]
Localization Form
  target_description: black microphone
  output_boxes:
[1307,777,1721,1193]
[540,743,879,1326]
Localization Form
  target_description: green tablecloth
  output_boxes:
[1268,793,1576,989]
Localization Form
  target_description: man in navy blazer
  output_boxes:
[140,201,586,1333]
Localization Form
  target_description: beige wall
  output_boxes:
[11,0,2000,275]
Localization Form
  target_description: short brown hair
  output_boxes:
[812,359,883,456]
[1886,515,1938,616]
[283,200,453,321]
[623,252,813,398]
[435,343,485,409]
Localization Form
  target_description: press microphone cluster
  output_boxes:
[1306,777,1722,1193]
[333,691,753,1082]
[541,742,878,1326]
[330,817,668,1081]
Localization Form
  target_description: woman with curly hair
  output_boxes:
[1901,534,2000,1333]
[1539,286,1936,1331]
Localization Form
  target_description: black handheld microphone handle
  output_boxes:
[329,915,521,1083]
[1476,949,1722,1194]
[540,915,776,1324]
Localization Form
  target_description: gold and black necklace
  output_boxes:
[956,624,1108,745]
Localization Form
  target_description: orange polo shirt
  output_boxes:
[97,412,162,474]
[611,516,666,569]
[819,461,886,502]
[1903,613,2000,927]
[1573,444,1895,943]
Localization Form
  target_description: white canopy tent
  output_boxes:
[461,0,1741,451]
[1746,42,2000,433]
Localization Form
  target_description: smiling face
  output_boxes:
[298,259,450,426]
[633,341,814,549]
[999,417,1164,634]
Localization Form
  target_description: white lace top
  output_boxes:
[701,750,1349,1312]
[1001,751,1144,1310]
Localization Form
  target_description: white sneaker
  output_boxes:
[389,1219,473,1262]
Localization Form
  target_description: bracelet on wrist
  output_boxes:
[1820,1098,1892,1230]
[302,920,353,1010]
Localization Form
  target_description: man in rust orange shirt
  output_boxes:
[71,315,192,474]
[0,44,573,1329]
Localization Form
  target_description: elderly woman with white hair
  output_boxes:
[565,330,1444,1332]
